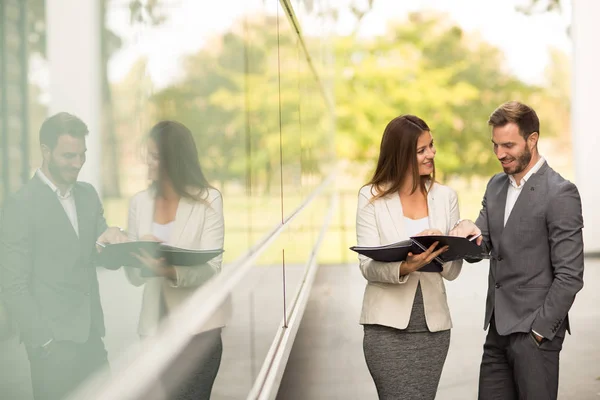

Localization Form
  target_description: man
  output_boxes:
[450,101,584,400]
[0,112,128,400]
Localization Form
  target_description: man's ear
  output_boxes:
[528,132,539,150]
[41,144,51,162]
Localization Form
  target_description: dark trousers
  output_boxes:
[26,334,108,400]
[164,328,223,400]
[478,319,565,400]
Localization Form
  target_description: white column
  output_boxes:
[572,0,600,254]
[46,0,102,195]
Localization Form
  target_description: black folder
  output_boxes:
[95,241,224,269]
[350,235,488,273]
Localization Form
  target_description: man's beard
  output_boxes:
[48,158,78,185]
[501,146,532,176]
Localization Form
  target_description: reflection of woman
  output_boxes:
[125,120,226,400]
[356,115,462,399]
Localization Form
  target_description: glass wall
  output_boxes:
[0,0,334,399]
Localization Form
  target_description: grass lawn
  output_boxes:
[102,177,489,267]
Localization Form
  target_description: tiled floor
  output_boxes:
[2,260,599,399]
[278,260,600,400]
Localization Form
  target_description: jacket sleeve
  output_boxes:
[475,178,494,261]
[356,189,408,284]
[0,195,53,348]
[123,195,146,287]
[466,177,495,263]
[441,188,463,281]
[170,192,225,288]
[90,184,109,240]
[531,181,584,340]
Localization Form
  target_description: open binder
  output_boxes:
[350,235,489,272]
[95,241,223,269]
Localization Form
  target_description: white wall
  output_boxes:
[572,0,600,253]
[46,0,102,195]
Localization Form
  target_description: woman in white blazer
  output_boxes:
[356,115,462,399]
[125,120,227,400]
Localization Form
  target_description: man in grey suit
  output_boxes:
[450,101,584,400]
[0,112,128,400]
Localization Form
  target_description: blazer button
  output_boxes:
[497,256,503,261]
[495,283,501,289]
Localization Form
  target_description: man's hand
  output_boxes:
[449,220,483,246]
[39,338,56,359]
[532,331,544,343]
[414,228,443,237]
[96,227,129,252]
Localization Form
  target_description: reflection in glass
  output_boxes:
[0,113,129,400]
[124,121,228,399]
[1,1,335,399]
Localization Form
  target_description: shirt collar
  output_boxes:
[508,156,546,188]
[36,168,73,198]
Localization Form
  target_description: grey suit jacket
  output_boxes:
[475,161,584,340]
[0,175,108,348]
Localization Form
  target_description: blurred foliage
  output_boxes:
[335,11,570,180]
[517,0,563,15]
[148,15,333,193]
[112,10,571,186]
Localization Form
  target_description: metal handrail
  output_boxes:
[68,171,336,400]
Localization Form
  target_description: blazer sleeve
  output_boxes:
[441,188,463,281]
[531,181,584,340]
[170,192,225,288]
[475,178,494,256]
[356,189,408,284]
[123,194,146,287]
[90,184,108,240]
[0,195,53,348]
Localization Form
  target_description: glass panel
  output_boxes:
[0,1,335,399]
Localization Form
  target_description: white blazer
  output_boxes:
[356,182,462,332]
[124,187,230,336]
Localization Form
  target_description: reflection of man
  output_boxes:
[450,101,584,400]
[0,112,128,400]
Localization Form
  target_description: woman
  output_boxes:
[125,120,228,400]
[356,115,462,399]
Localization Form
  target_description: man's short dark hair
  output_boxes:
[488,101,540,140]
[39,112,88,149]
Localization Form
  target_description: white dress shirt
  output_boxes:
[504,156,546,227]
[36,169,79,236]
[503,156,546,338]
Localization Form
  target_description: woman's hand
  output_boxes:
[414,228,443,237]
[132,248,177,282]
[400,241,449,276]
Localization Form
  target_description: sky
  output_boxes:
[104,0,572,89]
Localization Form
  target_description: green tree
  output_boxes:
[335,11,536,180]
[150,15,333,194]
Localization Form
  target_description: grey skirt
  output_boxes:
[363,283,451,400]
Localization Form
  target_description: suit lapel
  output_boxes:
[171,197,195,246]
[503,162,548,232]
[73,185,91,243]
[383,193,404,241]
[138,191,155,240]
[426,186,438,233]
[33,176,79,243]
[492,177,509,237]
